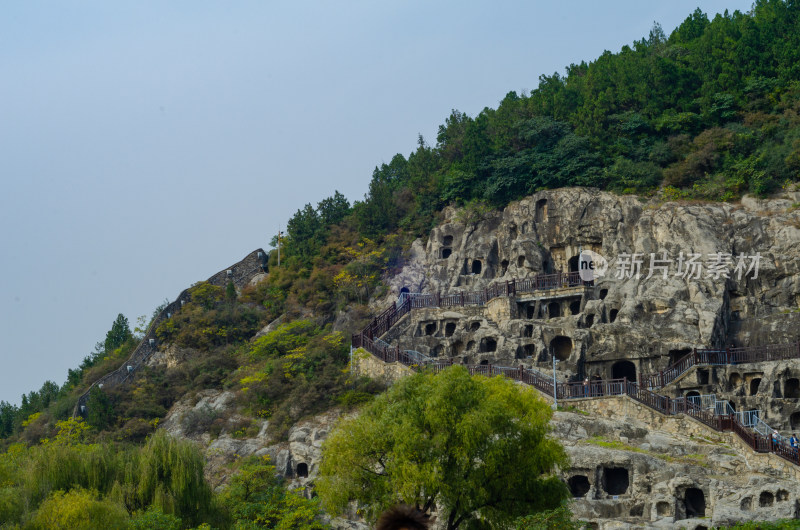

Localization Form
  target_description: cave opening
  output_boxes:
[535,198,548,222]
[602,467,629,495]
[729,372,742,390]
[443,235,453,246]
[684,488,706,517]
[518,255,525,268]
[656,501,671,516]
[785,378,800,399]
[750,378,762,396]
[424,323,436,336]
[526,304,536,319]
[609,308,619,323]
[523,324,533,337]
[585,314,595,328]
[550,336,572,361]
[471,260,482,274]
[296,463,308,478]
[669,348,692,366]
[569,300,581,315]
[469,321,481,332]
[568,255,579,273]
[760,491,774,507]
[612,361,636,382]
[568,475,590,498]
[480,337,497,353]
[444,322,456,337]
[523,344,536,358]
[599,288,608,300]
[441,248,452,259]
[791,412,800,430]
[548,302,561,318]
[500,259,509,276]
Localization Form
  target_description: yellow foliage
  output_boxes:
[22,412,41,428]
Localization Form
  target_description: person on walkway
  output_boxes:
[790,433,798,449]
[772,430,780,450]
[583,377,590,398]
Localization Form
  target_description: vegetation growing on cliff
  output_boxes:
[317,366,570,529]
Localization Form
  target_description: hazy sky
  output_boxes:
[0,1,754,405]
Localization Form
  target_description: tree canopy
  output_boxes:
[317,365,569,529]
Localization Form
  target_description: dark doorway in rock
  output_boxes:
[523,344,536,358]
[296,463,308,478]
[669,349,691,366]
[686,390,701,400]
[684,488,706,517]
[697,369,709,385]
[599,288,608,300]
[568,475,590,498]
[466,341,475,351]
[479,359,489,366]
[432,345,444,357]
[444,322,456,337]
[441,248,452,259]
[612,361,636,382]
[777,489,789,502]
[526,304,536,319]
[602,467,629,495]
[471,260,482,274]
[443,235,453,246]
[480,337,497,353]
[740,496,752,511]
[585,314,595,328]
[656,501,671,516]
[629,504,644,517]
[470,321,481,332]
[543,260,551,273]
[500,259,509,276]
[785,378,800,399]
[400,287,409,295]
[791,412,800,430]
[550,336,572,361]
[609,308,619,323]
[569,300,581,315]
[750,378,762,396]
[424,323,436,336]
[535,198,548,222]
[523,324,534,337]
[548,302,561,318]
[518,256,525,268]
[568,255,579,273]
[452,341,464,355]
[760,491,774,507]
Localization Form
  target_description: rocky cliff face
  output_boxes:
[386,187,800,388]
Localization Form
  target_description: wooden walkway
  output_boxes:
[353,275,800,467]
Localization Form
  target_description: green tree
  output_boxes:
[86,386,114,431]
[104,313,133,353]
[28,488,129,530]
[220,455,326,529]
[316,365,569,529]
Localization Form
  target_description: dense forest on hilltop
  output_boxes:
[3,2,800,528]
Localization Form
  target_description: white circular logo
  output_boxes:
[579,250,608,281]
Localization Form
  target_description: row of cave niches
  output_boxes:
[567,469,709,522]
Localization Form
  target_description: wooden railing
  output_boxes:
[355,334,800,466]
[641,341,800,389]
[354,271,584,344]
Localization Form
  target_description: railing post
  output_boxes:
[693,347,697,364]
[461,291,465,306]
[623,377,627,395]
[518,365,523,381]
